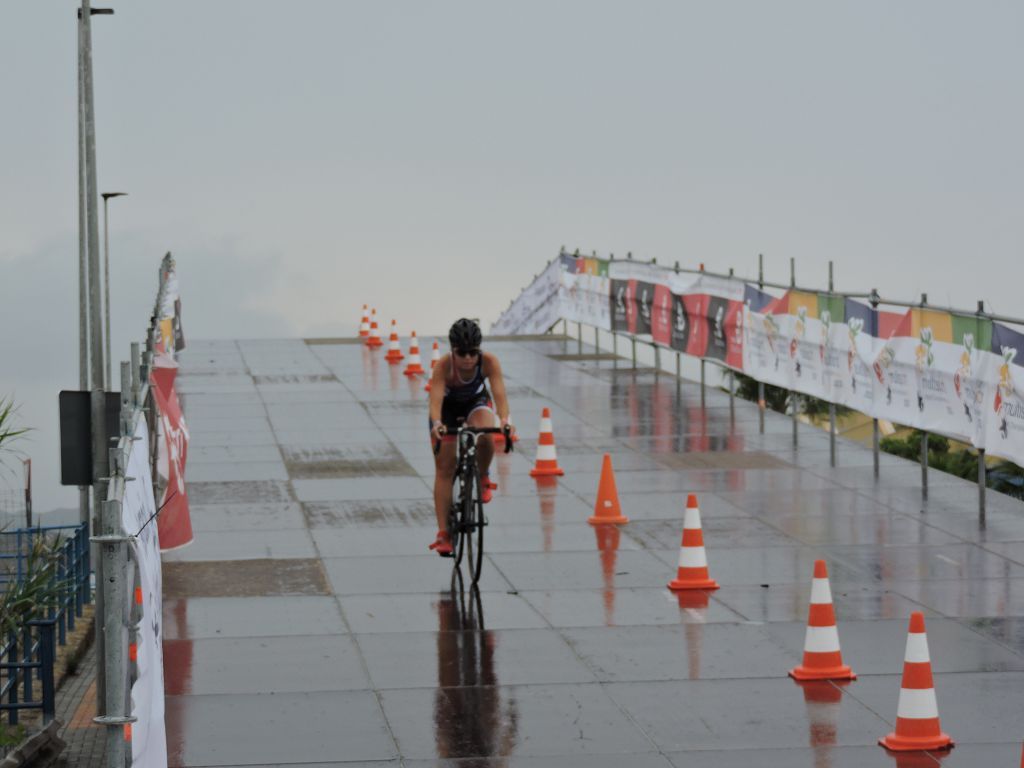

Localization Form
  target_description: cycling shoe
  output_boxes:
[429,530,453,556]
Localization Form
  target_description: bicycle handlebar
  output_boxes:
[433,425,514,456]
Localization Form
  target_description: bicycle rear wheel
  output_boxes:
[449,473,467,566]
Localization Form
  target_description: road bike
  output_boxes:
[434,421,512,583]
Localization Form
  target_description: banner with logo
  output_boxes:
[121,420,167,768]
[491,253,1024,467]
[151,354,193,551]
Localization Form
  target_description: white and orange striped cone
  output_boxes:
[404,331,425,376]
[424,341,441,392]
[667,494,719,590]
[384,320,404,363]
[529,408,565,477]
[588,453,628,525]
[789,560,856,681]
[366,309,383,348]
[359,305,370,337]
[878,612,953,752]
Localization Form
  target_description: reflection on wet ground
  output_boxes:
[165,337,1024,766]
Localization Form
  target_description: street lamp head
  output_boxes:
[101,192,128,201]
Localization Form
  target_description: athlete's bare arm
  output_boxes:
[483,353,514,433]
[429,354,450,439]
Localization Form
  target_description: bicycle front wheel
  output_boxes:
[466,463,485,584]
[450,473,467,567]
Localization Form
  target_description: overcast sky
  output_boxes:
[2,1,1022,513]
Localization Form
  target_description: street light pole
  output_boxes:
[102,192,127,390]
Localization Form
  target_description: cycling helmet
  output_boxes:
[449,318,482,351]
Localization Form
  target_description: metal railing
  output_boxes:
[0,523,90,727]
[505,247,1024,522]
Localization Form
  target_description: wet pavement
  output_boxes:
[165,336,1024,767]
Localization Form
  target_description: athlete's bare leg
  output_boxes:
[467,407,495,479]
[434,439,457,533]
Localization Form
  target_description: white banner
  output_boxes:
[492,259,562,335]
[494,254,1024,468]
[121,420,167,768]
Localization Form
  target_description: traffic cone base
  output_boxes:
[878,612,953,752]
[588,453,628,524]
[667,495,716,589]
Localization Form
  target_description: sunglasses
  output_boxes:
[455,349,480,358]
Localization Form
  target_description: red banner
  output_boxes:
[151,354,193,551]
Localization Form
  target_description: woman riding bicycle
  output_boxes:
[428,318,515,556]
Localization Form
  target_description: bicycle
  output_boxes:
[434,421,513,584]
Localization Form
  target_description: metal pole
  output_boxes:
[828,261,836,467]
[77,12,90,530]
[130,342,141,407]
[631,337,637,369]
[870,288,880,479]
[978,448,986,524]
[577,321,582,354]
[921,430,929,499]
[919,294,928,499]
[790,257,797,448]
[103,195,110,389]
[594,326,599,353]
[758,253,765,435]
[729,369,735,424]
[81,0,109,716]
[700,359,705,406]
[97,499,128,766]
[654,344,661,373]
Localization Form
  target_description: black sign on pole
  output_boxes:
[58,391,121,486]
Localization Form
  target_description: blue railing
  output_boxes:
[0,523,91,726]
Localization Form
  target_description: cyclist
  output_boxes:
[428,318,514,555]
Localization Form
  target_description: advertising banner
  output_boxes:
[491,253,1024,468]
[121,420,167,768]
[151,355,193,551]
[492,259,562,335]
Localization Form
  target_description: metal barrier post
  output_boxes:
[921,430,929,499]
[577,322,582,354]
[729,369,735,423]
[594,326,599,353]
[870,288,881,479]
[700,359,706,406]
[758,253,766,434]
[631,337,637,369]
[828,261,836,467]
[978,448,987,524]
[789,256,798,448]
[27,620,56,724]
[7,631,18,725]
[94,497,130,767]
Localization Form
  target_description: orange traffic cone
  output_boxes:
[879,612,953,752]
[385,320,404,363]
[404,331,425,376]
[366,309,383,348]
[425,341,441,392]
[588,453,628,525]
[667,494,718,590]
[529,408,565,477]
[359,305,370,337]
[790,560,856,681]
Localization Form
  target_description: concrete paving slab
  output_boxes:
[187,479,292,504]
[161,529,316,561]
[379,683,654,759]
[322,554,515,595]
[359,628,598,689]
[339,592,548,634]
[519,587,744,628]
[165,690,396,766]
[292,476,430,502]
[606,678,890,752]
[489,550,671,591]
[163,634,370,695]
[303,498,438,528]
[710,583,938,623]
[187,502,306,532]
[163,596,345,639]
[184,461,289,482]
